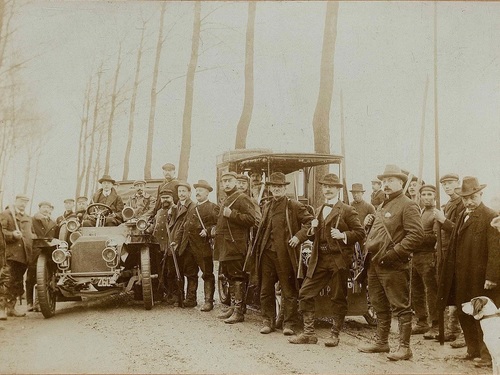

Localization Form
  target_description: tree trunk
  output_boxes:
[312,2,339,208]
[76,77,92,198]
[104,44,122,175]
[144,3,166,179]
[123,24,146,181]
[178,1,201,181]
[234,1,256,149]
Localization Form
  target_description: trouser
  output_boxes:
[182,250,215,300]
[0,260,27,303]
[220,258,246,307]
[457,307,491,360]
[260,250,298,328]
[368,261,412,318]
[165,255,184,300]
[25,248,41,305]
[298,253,349,317]
[411,252,438,322]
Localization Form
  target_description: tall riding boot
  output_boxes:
[224,281,245,324]
[5,299,26,317]
[184,278,198,308]
[387,314,413,361]
[201,279,215,312]
[288,311,318,344]
[358,313,391,353]
[217,287,235,319]
[325,314,344,347]
[0,298,7,320]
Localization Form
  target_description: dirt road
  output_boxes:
[0,292,487,374]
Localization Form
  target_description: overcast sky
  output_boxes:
[6,1,500,214]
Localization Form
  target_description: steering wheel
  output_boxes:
[86,203,113,218]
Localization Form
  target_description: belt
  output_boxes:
[319,243,334,254]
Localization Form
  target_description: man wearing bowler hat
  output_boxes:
[83,174,124,227]
[249,172,313,336]
[350,183,375,225]
[177,180,219,311]
[438,176,500,369]
[56,198,75,225]
[153,163,179,216]
[358,165,423,361]
[289,173,364,346]
[126,179,156,219]
[215,171,258,324]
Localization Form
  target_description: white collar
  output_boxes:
[197,199,208,206]
[325,197,339,206]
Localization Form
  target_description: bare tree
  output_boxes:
[178,1,201,181]
[123,22,146,181]
[144,3,166,179]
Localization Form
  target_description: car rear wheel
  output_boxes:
[36,253,57,318]
[140,246,154,310]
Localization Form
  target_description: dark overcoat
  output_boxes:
[153,179,179,215]
[437,202,500,310]
[248,198,313,283]
[153,206,177,247]
[90,188,125,221]
[307,201,365,278]
[172,199,195,256]
[32,213,57,239]
[0,208,35,265]
[215,191,257,262]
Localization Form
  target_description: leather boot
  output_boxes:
[200,279,215,312]
[260,319,276,334]
[358,313,391,353]
[6,299,26,318]
[450,332,466,348]
[411,317,429,335]
[224,281,245,324]
[183,278,198,308]
[423,321,439,339]
[288,311,318,344]
[217,306,234,319]
[325,314,344,347]
[0,298,7,320]
[387,314,413,361]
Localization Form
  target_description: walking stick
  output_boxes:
[165,220,184,308]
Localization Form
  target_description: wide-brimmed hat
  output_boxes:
[15,194,30,201]
[439,173,459,183]
[193,179,213,192]
[38,201,54,208]
[377,165,408,183]
[162,163,175,171]
[98,174,116,184]
[318,174,343,187]
[455,176,486,197]
[266,172,290,186]
[349,183,365,193]
[419,184,436,194]
[133,179,146,186]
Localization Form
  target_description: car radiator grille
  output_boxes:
[70,237,111,273]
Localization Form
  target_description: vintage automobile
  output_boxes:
[35,179,163,318]
[215,149,376,325]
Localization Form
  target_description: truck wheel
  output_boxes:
[140,246,154,310]
[36,253,57,318]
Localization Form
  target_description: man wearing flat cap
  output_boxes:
[56,198,75,225]
[410,185,439,338]
[350,183,375,225]
[358,165,424,361]
[215,171,258,324]
[0,194,36,319]
[290,173,364,346]
[178,180,219,311]
[153,163,179,216]
[438,176,500,368]
[370,179,385,207]
[248,172,313,336]
[126,180,156,219]
[83,175,124,226]
[28,201,57,312]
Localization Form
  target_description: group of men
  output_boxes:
[0,161,498,370]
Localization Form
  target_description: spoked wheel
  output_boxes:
[36,253,57,318]
[217,273,231,306]
[140,246,154,310]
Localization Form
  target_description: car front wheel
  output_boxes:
[36,253,57,318]
[140,246,154,310]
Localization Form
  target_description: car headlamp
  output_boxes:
[102,247,117,262]
[66,218,80,232]
[136,218,148,231]
[69,231,81,243]
[52,242,70,264]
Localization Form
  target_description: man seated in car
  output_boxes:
[82,175,124,227]
[125,180,156,219]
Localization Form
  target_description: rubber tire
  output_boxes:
[217,274,231,306]
[140,246,154,310]
[36,253,56,318]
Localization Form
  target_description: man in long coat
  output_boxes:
[289,173,364,346]
[0,194,36,319]
[249,172,313,335]
[83,175,124,226]
[437,176,500,368]
[215,171,258,324]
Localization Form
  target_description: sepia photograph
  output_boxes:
[0,1,499,374]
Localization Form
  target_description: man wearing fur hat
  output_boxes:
[358,165,424,361]
[289,173,364,346]
[178,180,219,311]
[126,180,156,219]
[0,194,36,319]
[249,172,313,336]
[438,177,500,369]
[83,175,124,227]
[28,201,57,311]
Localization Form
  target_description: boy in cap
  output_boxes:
[358,165,424,361]
[289,173,364,346]
[126,180,156,219]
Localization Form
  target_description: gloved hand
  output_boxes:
[379,248,400,265]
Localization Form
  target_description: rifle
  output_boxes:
[195,206,213,251]
[164,218,184,308]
